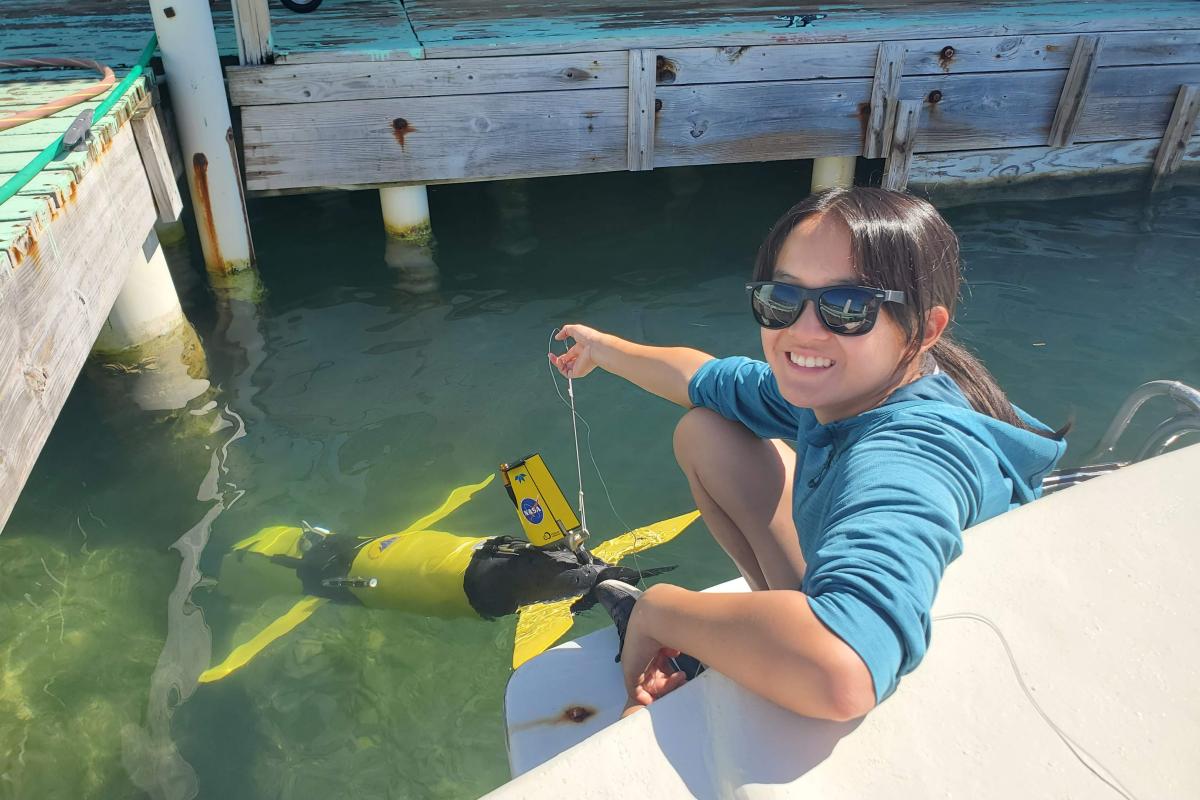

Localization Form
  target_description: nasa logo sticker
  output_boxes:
[520,498,544,525]
[370,535,399,559]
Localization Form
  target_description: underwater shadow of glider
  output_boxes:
[200,473,699,682]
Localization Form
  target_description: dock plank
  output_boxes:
[402,0,1200,58]
[656,30,1200,86]
[241,88,628,190]
[228,52,629,105]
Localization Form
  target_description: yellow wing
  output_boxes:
[512,598,576,669]
[230,525,306,558]
[591,510,701,564]
[199,597,328,683]
[510,510,701,669]
[397,474,495,535]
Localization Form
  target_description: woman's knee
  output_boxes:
[674,407,738,471]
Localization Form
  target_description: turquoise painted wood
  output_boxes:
[401,0,1200,58]
[0,74,148,259]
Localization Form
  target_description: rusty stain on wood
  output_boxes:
[392,116,416,147]
[856,101,872,144]
[656,55,678,84]
[938,45,957,71]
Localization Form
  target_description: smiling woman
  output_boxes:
[549,186,1067,720]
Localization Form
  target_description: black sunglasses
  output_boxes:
[745,282,906,335]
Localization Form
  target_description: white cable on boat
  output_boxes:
[935,612,1139,800]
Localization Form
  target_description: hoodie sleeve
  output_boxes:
[687,357,809,441]
[803,416,993,703]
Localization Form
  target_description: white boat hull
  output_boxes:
[495,443,1200,798]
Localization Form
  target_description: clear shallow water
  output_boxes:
[2,166,1199,800]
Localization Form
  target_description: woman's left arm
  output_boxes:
[621,584,876,721]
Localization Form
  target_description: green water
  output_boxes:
[3,166,1199,800]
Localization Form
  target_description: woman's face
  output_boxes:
[760,215,914,424]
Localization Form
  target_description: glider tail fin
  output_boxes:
[199,597,328,683]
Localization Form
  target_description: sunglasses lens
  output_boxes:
[749,283,802,329]
[817,287,877,334]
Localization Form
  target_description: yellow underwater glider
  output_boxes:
[200,453,699,682]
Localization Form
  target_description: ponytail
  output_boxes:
[931,337,1069,440]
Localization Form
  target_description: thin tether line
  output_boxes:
[935,612,1139,800]
[546,328,645,581]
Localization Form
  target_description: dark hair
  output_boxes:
[753,187,1066,439]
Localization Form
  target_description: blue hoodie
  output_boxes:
[688,356,1065,702]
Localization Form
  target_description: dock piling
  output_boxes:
[149,0,256,275]
[811,157,857,192]
[380,186,438,292]
[92,229,210,411]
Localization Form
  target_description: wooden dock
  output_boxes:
[221,0,1200,197]
[0,37,180,532]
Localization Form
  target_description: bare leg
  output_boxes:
[673,408,806,591]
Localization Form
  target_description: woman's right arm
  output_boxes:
[549,324,713,409]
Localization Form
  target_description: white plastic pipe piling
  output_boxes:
[93,231,211,411]
[149,0,255,274]
[379,185,432,241]
[380,185,437,292]
[96,230,188,352]
[811,156,857,192]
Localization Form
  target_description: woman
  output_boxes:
[549,187,1066,721]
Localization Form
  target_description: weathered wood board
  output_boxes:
[0,125,157,533]
[241,88,629,190]
[655,63,1200,168]
[401,0,1200,58]
[0,77,150,263]
[227,52,630,105]
[654,30,1200,86]
[913,137,1200,184]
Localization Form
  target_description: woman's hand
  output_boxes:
[619,585,688,715]
[549,324,611,379]
[622,648,688,717]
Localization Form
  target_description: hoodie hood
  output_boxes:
[805,372,1065,503]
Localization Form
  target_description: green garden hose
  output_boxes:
[0,34,158,207]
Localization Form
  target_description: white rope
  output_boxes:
[934,612,1139,800]
[567,374,587,535]
[546,329,646,578]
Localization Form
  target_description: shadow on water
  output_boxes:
[1,166,1198,799]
